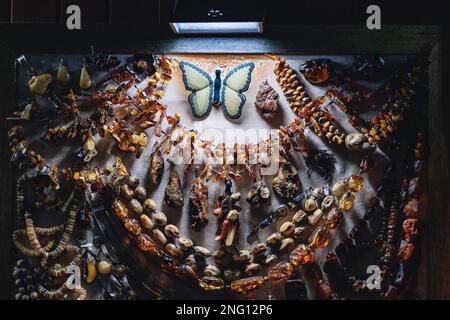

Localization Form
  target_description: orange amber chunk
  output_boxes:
[137,234,161,257]
[268,261,294,284]
[326,208,343,229]
[348,174,364,192]
[339,191,355,211]
[309,227,330,249]
[113,200,129,221]
[124,218,142,236]
[289,244,314,266]
[230,276,265,294]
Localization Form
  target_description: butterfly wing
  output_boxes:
[220,62,255,119]
[179,61,214,119]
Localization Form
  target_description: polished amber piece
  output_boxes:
[347,174,364,192]
[289,244,314,266]
[339,191,355,211]
[326,208,343,229]
[268,261,293,284]
[198,276,225,291]
[112,200,129,221]
[230,276,265,294]
[124,218,142,236]
[309,227,330,249]
[137,233,161,256]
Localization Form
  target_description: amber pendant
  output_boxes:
[164,164,184,208]
[149,149,164,185]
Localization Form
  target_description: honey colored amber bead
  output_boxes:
[309,227,330,249]
[137,233,161,257]
[268,261,294,284]
[290,244,314,266]
[348,174,364,192]
[124,218,142,236]
[198,276,225,291]
[113,200,129,221]
[339,191,355,211]
[326,208,343,229]
[230,276,265,294]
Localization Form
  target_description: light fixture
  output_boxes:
[169,0,264,34]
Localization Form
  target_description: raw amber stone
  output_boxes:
[404,198,420,218]
[124,218,142,236]
[137,233,161,257]
[402,218,419,238]
[348,174,364,192]
[326,208,343,229]
[309,227,330,249]
[113,200,129,221]
[268,261,293,284]
[199,276,225,291]
[230,276,265,294]
[290,244,314,266]
[339,191,355,211]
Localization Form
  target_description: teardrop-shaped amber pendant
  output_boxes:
[80,66,92,90]
[339,191,355,211]
[56,64,70,85]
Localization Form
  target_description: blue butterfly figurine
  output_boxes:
[179,61,255,120]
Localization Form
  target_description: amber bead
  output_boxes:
[230,276,265,294]
[137,233,161,257]
[309,227,330,249]
[326,208,343,229]
[268,261,293,284]
[348,174,364,192]
[113,200,128,221]
[199,276,225,291]
[398,240,414,261]
[290,244,314,266]
[404,198,420,218]
[339,191,355,211]
[124,218,142,236]
[402,218,419,238]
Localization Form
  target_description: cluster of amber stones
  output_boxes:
[273,58,347,146]
[274,58,313,113]
[362,65,423,145]
[399,133,425,261]
[299,103,347,145]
